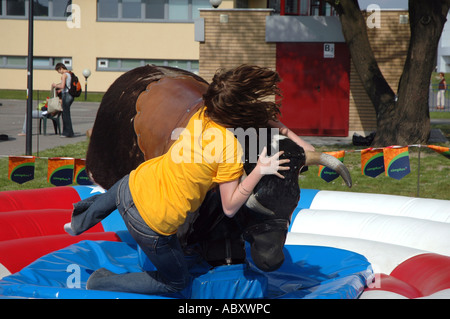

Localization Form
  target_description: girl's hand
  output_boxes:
[257,147,290,178]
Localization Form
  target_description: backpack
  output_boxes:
[68,71,82,98]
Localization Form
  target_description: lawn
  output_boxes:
[300,144,450,200]
[0,89,104,103]
[0,140,89,192]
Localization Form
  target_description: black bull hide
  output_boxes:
[179,134,307,272]
[86,66,352,272]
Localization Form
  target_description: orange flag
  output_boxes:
[361,148,384,178]
[8,156,35,184]
[74,158,93,185]
[318,150,345,183]
[383,146,410,180]
[427,145,450,159]
[48,157,75,186]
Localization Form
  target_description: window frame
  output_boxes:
[96,57,199,74]
[0,55,72,70]
[0,0,72,20]
[97,0,210,23]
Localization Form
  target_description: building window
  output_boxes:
[97,0,210,21]
[145,0,164,19]
[267,0,336,16]
[98,0,118,18]
[96,58,199,74]
[6,0,25,16]
[0,55,72,69]
[123,0,141,19]
[0,0,72,19]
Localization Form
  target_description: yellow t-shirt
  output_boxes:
[129,108,244,236]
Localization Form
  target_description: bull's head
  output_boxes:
[236,135,352,272]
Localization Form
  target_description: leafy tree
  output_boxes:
[325,0,450,146]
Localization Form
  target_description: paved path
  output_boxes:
[0,99,99,156]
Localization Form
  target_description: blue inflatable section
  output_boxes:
[0,239,372,299]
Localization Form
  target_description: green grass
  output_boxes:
[0,140,89,192]
[0,138,449,200]
[299,144,450,200]
[0,89,104,103]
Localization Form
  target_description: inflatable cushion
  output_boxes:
[0,241,372,299]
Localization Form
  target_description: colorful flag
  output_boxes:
[74,158,93,185]
[48,157,75,186]
[383,146,410,180]
[8,156,35,184]
[427,145,450,160]
[318,150,345,183]
[361,148,384,178]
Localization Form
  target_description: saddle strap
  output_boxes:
[242,219,289,241]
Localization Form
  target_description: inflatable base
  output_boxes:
[0,239,372,299]
[1,186,450,299]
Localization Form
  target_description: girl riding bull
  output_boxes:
[65,64,314,295]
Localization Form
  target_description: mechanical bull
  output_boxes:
[85,65,352,272]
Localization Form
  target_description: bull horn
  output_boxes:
[305,151,352,188]
[246,194,276,216]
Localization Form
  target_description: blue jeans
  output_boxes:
[61,92,74,137]
[71,176,191,295]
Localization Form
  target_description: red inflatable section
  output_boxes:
[0,208,104,241]
[0,187,79,212]
[365,253,450,297]
[391,253,450,296]
[0,187,121,276]
[0,232,121,274]
[369,273,422,299]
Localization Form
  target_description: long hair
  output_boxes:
[86,65,208,189]
[202,65,282,129]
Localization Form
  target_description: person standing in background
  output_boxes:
[52,63,74,137]
[437,72,447,110]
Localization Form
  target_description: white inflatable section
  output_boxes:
[417,288,450,299]
[285,233,427,275]
[358,290,408,299]
[290,209,450,256]
[309,191,450,223]
[288,191,450,274]
[0,263,11,280]
[360,288,450,299]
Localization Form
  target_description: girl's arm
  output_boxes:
[52,73,67,90]
[219,147,289,218]
[268,120,315,151]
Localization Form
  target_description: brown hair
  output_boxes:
[55,63,67,71]
[203,64,282,129]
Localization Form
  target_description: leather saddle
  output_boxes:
[134,76,208,160]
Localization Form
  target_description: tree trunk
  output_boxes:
[379,0,449,147]
[327,0,450,147]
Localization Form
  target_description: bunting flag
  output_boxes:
[383,146,411,180]
[8,156,35,184]
[47,157,75,186]
[361,148,384,178]
[1,144,448,187]
[318,150,345,183]
[74,158,93,185]
[427,145,450,160]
